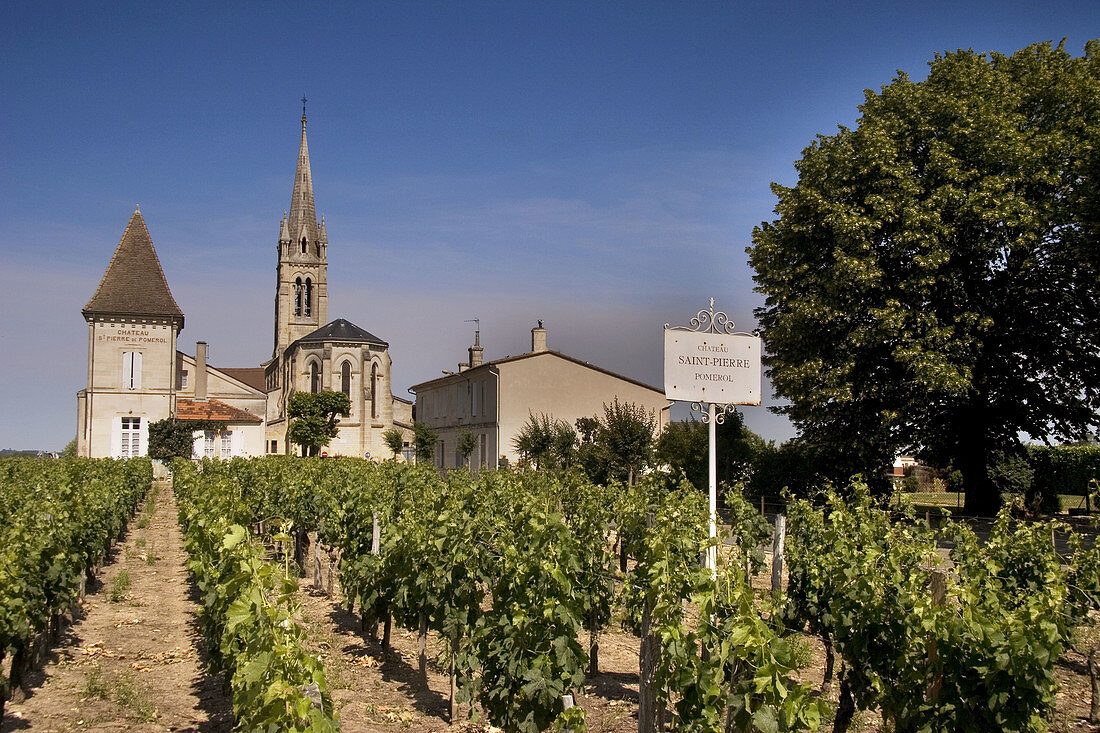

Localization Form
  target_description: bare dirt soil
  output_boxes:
[5,483,1100,732]
[2,482,232,733]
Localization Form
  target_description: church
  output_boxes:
[76,110,413,459]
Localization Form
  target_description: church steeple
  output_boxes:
[288,110,319,248]
[273,101,328,357]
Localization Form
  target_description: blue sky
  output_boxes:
[2,2,1098,450]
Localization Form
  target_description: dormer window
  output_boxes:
[300,237,307,254]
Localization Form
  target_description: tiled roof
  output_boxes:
[410,349,665,395]
[294,318,387,347]
[218,367,267,392]
[83,209,184,321]
[176,398,262,423]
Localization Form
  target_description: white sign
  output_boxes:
[664,330,762,404]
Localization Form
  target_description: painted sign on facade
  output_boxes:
[663,330,762,404]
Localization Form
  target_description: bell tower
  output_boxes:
[274,99,328,356]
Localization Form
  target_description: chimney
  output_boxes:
[531,321,547,353]
[195,341,208,402]
[469,329,484,367]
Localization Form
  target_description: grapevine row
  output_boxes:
[0,457,152,719]
[784,483,1100,732]
[172,459,339,732]
[185,457,822,732]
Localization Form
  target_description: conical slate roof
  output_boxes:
[288,113,319,245]
[83,209,184,323]
[295,318,387,347]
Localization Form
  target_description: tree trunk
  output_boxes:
[294,528,307,573]
[822,636,835,695]
[588,607,600,676]
[8,643,28,703]
[833,670,855,733]
[957,410,1001,516]
[638,601,659,733]
[382,612,392,651]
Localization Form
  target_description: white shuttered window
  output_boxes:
[122,351,142,390]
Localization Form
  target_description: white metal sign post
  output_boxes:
[664,299,761,577]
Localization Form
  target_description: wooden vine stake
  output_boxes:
[561,693,575,733]
[1088,646,1100,723]
[638,512,660,733]
[418,612,429,685]
[311,530,322,589]
[927,570,946,703]
[449,636,459,724]
[367,512,382,642]
[771,514,786,592]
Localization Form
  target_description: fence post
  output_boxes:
[771,514,786,592]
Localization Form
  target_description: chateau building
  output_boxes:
[411,323,670,470]
[77,111,412,458]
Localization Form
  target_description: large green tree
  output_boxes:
[654,411,769,492]
[513,412,577,471]
[286,391,351,456]
[749,41,1100,514]
[594,398,657,485]
[148,418,196,460]
[412,421,437,464]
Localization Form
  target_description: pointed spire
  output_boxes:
[287,109,318,246]
[319,213,327,242]
[279,212,290,243]
[84,209,184,324]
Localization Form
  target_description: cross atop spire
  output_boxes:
[301,94,307,119]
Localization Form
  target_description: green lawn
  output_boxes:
[904,491,1091,513]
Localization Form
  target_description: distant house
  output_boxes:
[411,323,670,470]
[892,455,918,478]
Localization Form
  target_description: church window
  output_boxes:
[310,361,321,393]
[122,351,142,390]
[221,430,233,458]
[304,278,312,317]
[121,417,141,458]
[301,237,307,254]
[370,363,379,419]
[340,360,351,397]
[294,278,302,316]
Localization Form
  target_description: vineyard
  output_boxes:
[3,456,1100,732]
